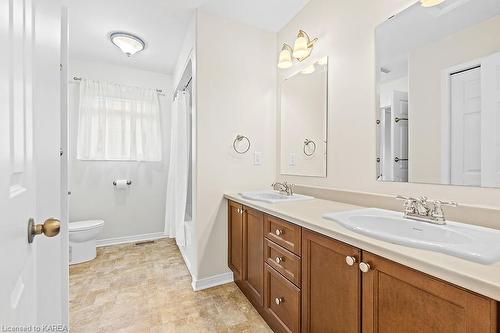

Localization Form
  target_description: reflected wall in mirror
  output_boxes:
[280,57,328,177]
[376,0,500,188]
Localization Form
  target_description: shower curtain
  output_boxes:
[165,90,190,246]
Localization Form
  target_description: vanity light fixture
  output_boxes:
[110,32,146,57]
[292,30,318,61]
[420,0,446,7]
[278,43,293,69]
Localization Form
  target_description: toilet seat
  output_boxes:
[69,220,104,232]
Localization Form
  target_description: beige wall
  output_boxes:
[409,15,500,184]
[196,10,277,280]
[277,0,500,213]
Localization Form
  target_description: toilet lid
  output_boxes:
[69,220,104,232]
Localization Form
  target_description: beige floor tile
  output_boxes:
[70,238,271,333]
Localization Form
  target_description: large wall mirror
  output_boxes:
[376,0,500,188]
[280,57,328,177]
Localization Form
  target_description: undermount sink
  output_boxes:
[323,208,500,264]
[240,190,313,204]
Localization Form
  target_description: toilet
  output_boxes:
[69,220,104,265]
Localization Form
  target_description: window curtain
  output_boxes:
[77,79,162,161]
[165,90,191,246]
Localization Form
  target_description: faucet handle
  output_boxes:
[395,195,417,202]
[433,200,458,207]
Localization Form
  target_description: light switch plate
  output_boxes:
[254,152,262,166]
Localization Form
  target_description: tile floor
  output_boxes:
[69,238,272,333]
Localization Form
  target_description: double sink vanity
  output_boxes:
[226,188,500,333]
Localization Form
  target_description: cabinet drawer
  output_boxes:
[265,239,301,287]
[264,264,301,333]
[265,214,301,255]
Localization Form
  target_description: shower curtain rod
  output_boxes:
[72,76,165,95]
[172,76,193,100]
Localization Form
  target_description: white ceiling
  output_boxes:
[200,0,310,32]
[66,0,310,74]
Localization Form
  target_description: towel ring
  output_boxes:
[233,134,251,154]
[303,139,317,156]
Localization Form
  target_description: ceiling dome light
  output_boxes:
[110,32,145,57]
[420,0,446,7]
[278,44,293,69]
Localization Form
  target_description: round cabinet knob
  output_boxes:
[28,218,61,243]
[345,256,357,266]
[275,256,284,264]
[275,229,284,236]
[275,297,284,305]
[359,262,371,273]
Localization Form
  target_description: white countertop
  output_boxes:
[225,193,500,301]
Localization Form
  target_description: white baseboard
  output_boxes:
[191,272,234,291]
[96,232,168,247]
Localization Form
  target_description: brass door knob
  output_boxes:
[28,218,61,243]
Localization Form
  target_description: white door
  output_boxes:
[481,52,500,187]
[0,0,66,327]
[450,67,481,186]
[391,91,408,182]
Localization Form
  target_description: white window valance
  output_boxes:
[76,79,162,161]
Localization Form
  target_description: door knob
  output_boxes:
[275,256,284,264]
[28,218,61,243]
[275,229,284,236]
[275,297,284,305]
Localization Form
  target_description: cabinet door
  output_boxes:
[302,230,361,333]
[361,252,498,333]
[228,200,243,281]
[242,206,264,307]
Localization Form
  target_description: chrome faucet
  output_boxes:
[271,182,294,196]
[396,195,457,225]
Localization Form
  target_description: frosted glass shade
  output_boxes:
[278,49,293,69]
[293,36,309,59]
[420,0,445,7]
[110,33,145,56]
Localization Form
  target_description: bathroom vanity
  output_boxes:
[226,195,499,333]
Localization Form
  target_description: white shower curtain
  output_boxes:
[165,90,190,246]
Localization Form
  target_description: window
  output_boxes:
[76,79,162,161]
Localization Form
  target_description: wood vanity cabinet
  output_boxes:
[361,252,498,333]
[302,230,361,333]
[227,200,499,333]
[228,201,244,281]
[228,202,264,307]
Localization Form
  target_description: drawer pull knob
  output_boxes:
[359,262,371,273]
[345,256,356,266]
[275,297,284,305]
[275,229,284,236]
[275,256,284,264]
